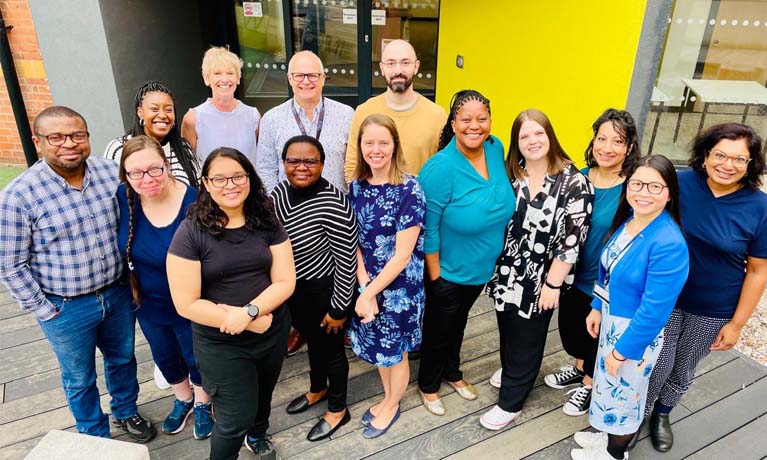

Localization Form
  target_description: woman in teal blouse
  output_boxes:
[416,90,515,415]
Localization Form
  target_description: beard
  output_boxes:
[385,73,414,93]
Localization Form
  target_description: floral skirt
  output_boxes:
[589,302,664,435]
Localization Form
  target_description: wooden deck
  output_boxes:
[2,284,767,460]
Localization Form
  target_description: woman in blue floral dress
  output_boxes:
[348,114,425,439]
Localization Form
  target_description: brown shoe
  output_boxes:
[286,328,306,356]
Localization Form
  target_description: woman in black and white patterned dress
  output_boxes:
[481,109,594,431]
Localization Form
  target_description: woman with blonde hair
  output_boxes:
[182,46,261,165]
[348,114,426,438]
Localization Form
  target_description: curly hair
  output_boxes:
[187,147,277,237]
[584,108,640,177]
[438,89,493,151]
[689,122,764,190]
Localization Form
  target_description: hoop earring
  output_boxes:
[139,118,145,127]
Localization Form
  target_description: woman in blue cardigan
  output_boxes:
[571,155,689,460]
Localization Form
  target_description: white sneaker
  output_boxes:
[573,430,607,449]
[571,445,628,460]
[153,365,171,390]
[489,368,502,389]
[479,405,519,430]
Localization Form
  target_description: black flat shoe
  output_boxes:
[286,393,327,414]
[650,410,674,452]
[307,409,351,442]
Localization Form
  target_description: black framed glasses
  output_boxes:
[627,179,667,195]
[37,131,89,146]
[126,166,165,180]
[205,173,249,188]
[284,158,321,168]
[290,73,322,83]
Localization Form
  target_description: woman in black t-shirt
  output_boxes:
[167,147,295,460]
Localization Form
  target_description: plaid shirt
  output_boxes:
[0,157,122,320]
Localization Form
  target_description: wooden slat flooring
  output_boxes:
[1,291,766,460]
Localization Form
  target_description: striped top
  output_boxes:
[103,135,199,186]
[271,178,358,319]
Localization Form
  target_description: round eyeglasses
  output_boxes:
[206,173,249,188]
[627,179,667,195]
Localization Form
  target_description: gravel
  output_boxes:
[736,291,767,366]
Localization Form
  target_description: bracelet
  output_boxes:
[611,349,627,362]
[358,282,368,294]
[544,280,562,290]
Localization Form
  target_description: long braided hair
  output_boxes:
[118,135,173,305]
[438,89,493,151]
[127,81,200,188]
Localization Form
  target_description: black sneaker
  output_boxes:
[245,434,281,460]
[112,413,157,443]
[543,365,584,389]
[563,384,592,416]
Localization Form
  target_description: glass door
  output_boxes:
[233,0,440,111]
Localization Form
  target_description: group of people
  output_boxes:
[0,39,765,460]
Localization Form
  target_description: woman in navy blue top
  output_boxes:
[116,135,212,439]
[545,109,640,418]
[644,123,767,453]
[417,90,515,416]
[571,155,689,460]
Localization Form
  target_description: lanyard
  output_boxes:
[291,97,325,140]
[603,232,639,286]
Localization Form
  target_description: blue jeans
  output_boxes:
[137,315,201,385]
[38,283,139,437]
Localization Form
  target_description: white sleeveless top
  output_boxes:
[193,99,260,166]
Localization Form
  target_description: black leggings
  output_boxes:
[194,313,290,460]
[558,286,598,378]
[288,276,349,412]
[608,433,633,459]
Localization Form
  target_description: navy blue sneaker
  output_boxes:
[162,399,194,434]
[193,402,214,440]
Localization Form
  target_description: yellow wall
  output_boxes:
[435,1,647,164]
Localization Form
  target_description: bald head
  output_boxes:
[381,39,417,62]
[288,51,324,74]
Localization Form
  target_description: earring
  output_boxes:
[139,118,145,127]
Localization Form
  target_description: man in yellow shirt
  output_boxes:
[344,39,446,181]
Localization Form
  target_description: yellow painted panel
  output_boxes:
[435,1,647,164]
[0,59,47,79]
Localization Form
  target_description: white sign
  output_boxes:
[342,8,357,24]
[243,2,263,18]
[371,9,386,26]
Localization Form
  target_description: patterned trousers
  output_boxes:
[644,308,729,417]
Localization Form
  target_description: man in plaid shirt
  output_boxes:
[0,106,156,442]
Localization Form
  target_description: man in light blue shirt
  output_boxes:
[256,51,353,193]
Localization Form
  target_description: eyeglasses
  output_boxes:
[290,73,322,83]
[284,158,321,168]
[126,166,165,180]
[205,173,249,188]
[381,59,415,69]
[37,131,90,146]
[627,179,667,195]
[709,150,751,167]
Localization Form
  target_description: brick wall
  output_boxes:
[0,0,52,166]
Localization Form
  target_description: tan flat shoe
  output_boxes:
[419,391,446,416]
[447,380,478,400]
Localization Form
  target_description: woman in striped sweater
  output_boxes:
[270,135,358,441]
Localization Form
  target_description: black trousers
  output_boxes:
[194,312,290,460]
[558,286,598,378]
[288,276,349,412]
[418,277,484,393]
[497,308,553,412]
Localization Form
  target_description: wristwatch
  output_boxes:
[245,303,260,319]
